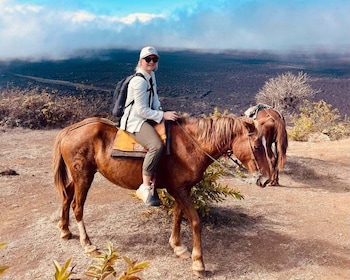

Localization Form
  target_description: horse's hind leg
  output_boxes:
[270,168,280,186]
[267,143,280,186]
[270,153,280,185]
[71,174,96,253]
[58,181,74,240]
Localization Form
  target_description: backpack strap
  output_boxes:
[124,72,146,108]
[126,73,153,108]
[123,72,146,129]
[148,77,155,107]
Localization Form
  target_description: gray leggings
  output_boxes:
[131,121,163,177]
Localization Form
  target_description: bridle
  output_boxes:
[224,131,267,181]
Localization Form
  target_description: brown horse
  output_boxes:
[254,108,288,185]
[53,115,271,277]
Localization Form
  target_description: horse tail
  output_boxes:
[274,113,288,170]
[53,129,69,199]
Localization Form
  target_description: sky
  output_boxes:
[0,0,349,60]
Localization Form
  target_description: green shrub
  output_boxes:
[52,242,148,280]
[85,242,149,280]
[53,258,73,280]
[158,162,244,217]
[288,99,350,141]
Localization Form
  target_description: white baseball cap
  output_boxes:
[139,46,159,60]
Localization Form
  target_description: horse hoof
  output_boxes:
[84,245,97,255]
[57,221,72,240]
[178,250,192,259]
[173,245,191,259]
[87,249,101,257]
[60,231,72,240]
[193,269,206,278]
[192,259,205,276]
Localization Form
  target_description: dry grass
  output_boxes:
[0,87,113,129]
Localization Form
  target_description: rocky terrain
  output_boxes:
[1,49,349,117]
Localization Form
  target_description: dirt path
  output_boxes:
[0,128,349,280]
[12,73,112,92]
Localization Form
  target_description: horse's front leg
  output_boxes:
[183,204,205,277]
[169,202,191,259]
[173,193,205,277]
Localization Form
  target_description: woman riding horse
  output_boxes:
[53,115,271,277]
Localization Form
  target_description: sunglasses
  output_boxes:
[144,56,159,63]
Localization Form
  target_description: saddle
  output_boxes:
[111,121,168,158]
[244,103,272,119]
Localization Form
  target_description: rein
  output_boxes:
[225,132,262,173]
[224,149,247,171]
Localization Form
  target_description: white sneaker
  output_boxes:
[136,184,161,207]
[136,184,151,203]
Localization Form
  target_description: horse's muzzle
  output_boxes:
[251,172,270,188]
[243,173,270,187]
[255,174,270,188]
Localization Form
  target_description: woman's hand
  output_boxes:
[163,111,178,121]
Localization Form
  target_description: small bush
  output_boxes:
[288,99,350,141]
[52,242,148,280]
[53,258,73,280]
[255,71,319,115]
[0,243,9,277]
[85,242,149,280]
[0,87,112,129]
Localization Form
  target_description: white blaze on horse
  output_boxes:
[53,115,271,277]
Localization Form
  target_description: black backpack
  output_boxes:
[112,72,145,119]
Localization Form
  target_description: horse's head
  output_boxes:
[231,117,271,187]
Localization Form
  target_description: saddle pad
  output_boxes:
[111,121,166,158]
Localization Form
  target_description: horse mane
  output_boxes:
[177,114,249,149]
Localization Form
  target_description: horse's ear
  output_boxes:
[241,117,257,133]
[241,117,263,138]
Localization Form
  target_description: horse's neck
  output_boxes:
[269,109,283,120]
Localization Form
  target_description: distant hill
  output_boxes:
[1,49,349,117]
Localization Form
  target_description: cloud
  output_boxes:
[0,0,349,61]
[0,0,166,60]
[163,0,350,51]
